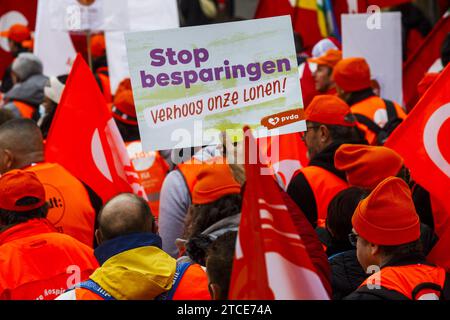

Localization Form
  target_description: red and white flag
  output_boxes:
[386,64,450,269]
[403,11,450,111]
[45,54,145,203]
[228,128,329,300]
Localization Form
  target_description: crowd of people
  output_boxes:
[0,1,449,301]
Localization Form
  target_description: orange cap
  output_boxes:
[192,165,241,205]
[0,24,31,44]
[112,90,137,125]
[90,34,106,58]
[335,144,404,190]
[305,95,356,127]
[0,170,46,212]
[308,49,342,68]
[333,57,371,93]
[352,177,420,246]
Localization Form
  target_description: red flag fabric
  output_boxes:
[45,54,144,203]
[403,12,450,111]
[385,64,450,268]
[0,0,37,79]
[228,128,329,300]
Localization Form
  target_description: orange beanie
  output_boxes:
[112,90,137,125]
[192,164,241,205]
[305,95,356,127]
[90,34,106,58]
[335,144,404,190]
[333,57,371,93]
[0,24,31,44]
[352,177,420,246]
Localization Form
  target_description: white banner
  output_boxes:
[105,0,179,94]
[34,0,77,77]
[342,12,403,105]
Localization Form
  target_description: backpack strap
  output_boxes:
[156,261,193,300]
[354,113,382,134]
[383,99,399,122]
[76,279,115,300]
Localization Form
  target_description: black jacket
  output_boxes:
[287,142,347,227]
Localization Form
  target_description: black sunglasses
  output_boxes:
[348,232,359,247]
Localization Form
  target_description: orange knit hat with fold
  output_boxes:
[112,90,137,125]
[192,164,241,205]
[352,177,420,246]
[333,57,371,92]
[308,49,342,68]
[0,24,31,44]
[335,144,404,190]
[305,95,356,127]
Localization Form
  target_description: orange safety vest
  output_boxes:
[14,100,35,119]
[300,166,348,228]
[126,141,169,218]
[350,96,407,145]
[0,219,98,300]
[172,263,211,300]
[25,162,97,247]
[177,156,227,196]
[360,264,447,300]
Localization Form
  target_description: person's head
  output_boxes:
[311,37,341,59]
[0,109,15,126]
[112,89,139,142]
[303,95,359,159]
[335,144,404,190]
[441,33,450,68]
[326,187,368,243]
[0,119,44,174]
[351,177,421,271]
[90,33,107,72]
[0,169,48,229]
[206,231,237,300]
[309,49,342,92]
[11,53,43,84]
[183,164,241,264]
[95,193,156,244]
[0,24,31,56]
[333,57,372,102]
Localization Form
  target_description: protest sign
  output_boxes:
[342,12,403,105]
[105,0,179,94]
[125,16,305,151]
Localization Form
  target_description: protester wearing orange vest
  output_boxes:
[0,24,33,93]
[345,177,449,300]
[308,49,342,96]
[2,53,48,121]
[0,119,101,247]
[57,193,176,300]
[112,89,169,218]
[333,57,407,146]
[91,33,112,103]
[161,164,241,300]
[0,170,98,300]
[287,95,364,228]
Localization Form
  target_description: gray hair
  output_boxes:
[12,53,43,81]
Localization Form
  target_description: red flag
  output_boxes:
[228,128,329,300]
[403,12,450,111]
[45,54,144,203]
[385,64,450,268]
[0,0,37,79]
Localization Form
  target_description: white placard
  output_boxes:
[342,12,403,105]
[105,0,179,93]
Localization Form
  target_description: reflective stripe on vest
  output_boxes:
[301,166,348,228]
[157,261,192,300]
[350,96,407,145]
[75,279,115,300]
[126,141,169,218]
[25,163,96,247]
[360,264,447,300]
[14,100,35,119]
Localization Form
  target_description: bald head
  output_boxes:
[0,119,44,173]
[97,193,154,243]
